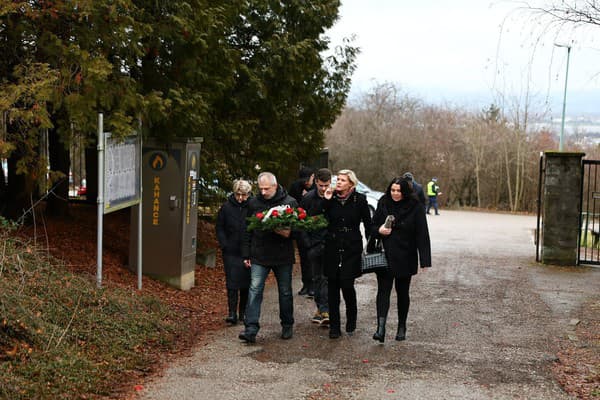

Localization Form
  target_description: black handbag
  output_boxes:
[361,237,389,273]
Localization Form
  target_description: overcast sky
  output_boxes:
[326,0,600,115]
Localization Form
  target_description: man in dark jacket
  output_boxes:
[300,168,332,325]
[403,172,426,208]
[239,172,299,343]
[288,166,315,296]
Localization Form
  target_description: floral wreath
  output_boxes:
[246,205,328,232]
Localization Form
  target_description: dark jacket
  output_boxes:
[242,185,298,266]
[288,178,313,203]
[413,180,426,206]
[216,194,251,289]
[323,190,372,280]
[299,188,328,249]
[371,196,431,277]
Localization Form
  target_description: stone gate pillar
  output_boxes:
[541,151,585,265]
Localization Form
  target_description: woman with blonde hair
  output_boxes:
[323,169,372,338]
[216,179,253,324]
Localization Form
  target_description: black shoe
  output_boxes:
[395,326,406,341]
[373,317,386,343]
[345,321,356,334]
[329,329,341,339]
[298,287,309,296]
[225,314,237,325]
[281,325,293,340]
[238,331,256,343]
[306,290,315,299]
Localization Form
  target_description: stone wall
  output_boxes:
[541,152,585,265]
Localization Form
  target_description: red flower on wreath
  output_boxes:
[246,206,328,232]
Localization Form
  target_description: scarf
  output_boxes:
[335,187,355,205]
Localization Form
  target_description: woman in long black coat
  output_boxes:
[323,169,372,338]
[370,177,431,342]
[216,180,252,325]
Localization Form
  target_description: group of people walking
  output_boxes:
[216,168,431,344]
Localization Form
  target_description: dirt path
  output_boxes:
[138,210,599,400]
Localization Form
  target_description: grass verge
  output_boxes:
[0,225,178,400]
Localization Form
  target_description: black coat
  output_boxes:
[413,181,426,206]
[288,178,313,203]
[299,188,328,249]
[323,190,372,280]
[371,196,431,277]
[216,194,251,289]
[242,186,299,266]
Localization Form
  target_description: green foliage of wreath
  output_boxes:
[246,207,328,232]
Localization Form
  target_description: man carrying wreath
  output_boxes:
[239,172,299,343]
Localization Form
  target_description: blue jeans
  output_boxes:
[244,263,294,336]
[427,196,439,214]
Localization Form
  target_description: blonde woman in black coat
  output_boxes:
[216,180,252,325]
[370,177,431,342]
[323,169,372,339]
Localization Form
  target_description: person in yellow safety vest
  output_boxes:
[426,178,441,215]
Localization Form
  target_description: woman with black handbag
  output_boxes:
[370,177,431,343]
[323,169,372,339]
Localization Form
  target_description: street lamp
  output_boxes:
[555,43,572,152]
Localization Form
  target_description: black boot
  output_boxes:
[225,289,238,324]
[372,317,386,343]
[238,289,248,324]
[395,325,406,341]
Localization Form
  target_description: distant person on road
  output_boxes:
[323,169,372,339]
[402,172,426,208]
[371,177,431,342]
[300,168,333,327]
[288,166,315,297]
[216,180,253,325]
[426,177,442,215]
[239,172,298,343]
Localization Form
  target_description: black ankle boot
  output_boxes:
[395,325,406,341]
[225,290,238,324]
[372,317,386,343]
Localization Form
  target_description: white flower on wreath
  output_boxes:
[262,205,292,221]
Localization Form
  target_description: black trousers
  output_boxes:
[375,274,412,327]
[227,288,249,318]
[327,276,357,332]
[308,245,328,312]
[299,246,313,290]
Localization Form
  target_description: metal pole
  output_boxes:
[558,45,571,152]
[137,128,143,291]
[97,113,104,288]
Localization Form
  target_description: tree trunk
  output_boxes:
[45,126,70,217]
[3,152,36,221]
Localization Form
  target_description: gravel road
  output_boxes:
[138,210,599,400]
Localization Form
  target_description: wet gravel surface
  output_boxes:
[139,210,599,400]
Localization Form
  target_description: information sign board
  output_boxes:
[104,133,141,213]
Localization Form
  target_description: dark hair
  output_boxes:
[383,177,417,202]
[315,168,332,183]
[402,172,414,181]
[298,166,314,180]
